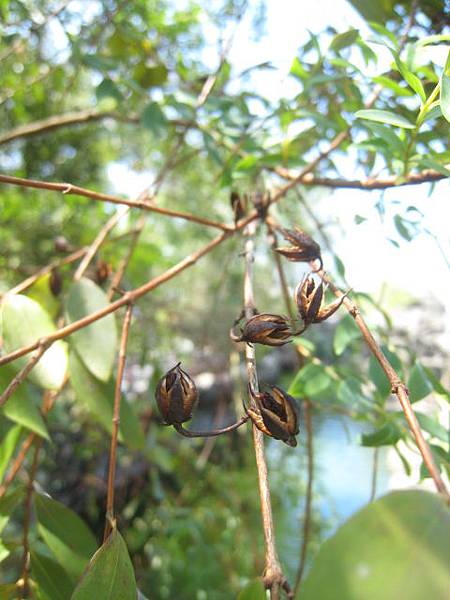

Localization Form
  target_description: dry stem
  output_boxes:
[104,304,133,541]
[174,415,249,438]
[320,270,450,500]
[0,174,231,232]
[243,221,292,599]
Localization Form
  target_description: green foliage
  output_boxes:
[72,529,137,600]
[301,491,450,600]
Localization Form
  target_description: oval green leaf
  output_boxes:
[0,425,22,480]
[0,366,49,439]
[333,315,361,356]
[355,109,415,129]
[71,529,137,600]
[69,352,144,450]
[35,494,97,580]
[31,551,75,600]
[408,362,433,403]
[1,295,68,389]
[65,278,117,382]
[301,490,450,600]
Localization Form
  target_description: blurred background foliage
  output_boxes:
[0,0,449,598]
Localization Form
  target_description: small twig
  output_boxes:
[0,340,51,408]
[294,400,314,596]
[320,270,450,500]
[0,175,232,232]
[104,303,133,542]
[173,415,249,438]
[73,206,129,282]
[0,230,232,367]
[19,438,43,598]
[243,221,292,599]
[0,247,86,298]
[369,447,379,503]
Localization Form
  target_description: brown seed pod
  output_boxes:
[230,190,247,225]
[232,313,293,347]
[155,363,198,425]
[247,384,299,447]
[294,275,348,328]
[95,260,112,285]
[275,227,322,269]
[49,268,63,297]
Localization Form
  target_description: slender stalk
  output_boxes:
[369,448,379,503]
[0,341,51,408]
[104,304,133,542]
[74,206,129,281]
[174,415,249,438]
[19,438,43,599]
[243,221,292,599]
[320,270,450,500]
[0,230,231,369]
[266,222,315,596]
[294,400,314,595]
[0,175,232,232]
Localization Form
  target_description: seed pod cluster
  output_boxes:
[295,275,348,332]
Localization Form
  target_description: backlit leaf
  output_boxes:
[355,109,415,129]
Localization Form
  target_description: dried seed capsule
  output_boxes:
[295,275,347,327]
[247,384,299,447]
[239,313,293,346]
[275,227,322,269]
[49,268,63,297]
[155,363,198,425]
[95,260,112,285]
[230,190,247,225]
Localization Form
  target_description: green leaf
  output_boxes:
[329,29,359,52]
[302,491,450,600]
[133,63,168,88]
[394,214,414,241]
[26,273,60,319]
[1,295,68,389]
[361,422,402,447]
[0,540,9,564]
[69,352,144,450]
[355,109,415,129]
[35,494,97,580]
[237,578,266,600]
[416,156,450,177]
[96,78,123,102]
[290,56,308,80]
[65,278,117,382]
[414,413,447,443]
[0,486,24,534]
[31,551,75,600]
[0,424,22,481]
[440,50,450,122]
[288,363,333,398]
[393,55,426,102]
[235,155,258,171]
[71,529,137,600]
[423,367,450,402]
[337,378,367,407]
[141,102,167,137]
[333,315,360,355]
[0,366,49,439]
[408,362,433,403]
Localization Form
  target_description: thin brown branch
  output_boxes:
[294,400,314,595]
[0,434,34,497]
[265,222,314,596]
[174,415,249,438]
[243,221,292,599]
[104,303,133,542]
[0,230,231,368]
[0,247,86,298]
[369,447,379,503]
[0,174,232,232]
[0,341,51,408]
[272,167,448,190]
[74,205,129,282]
[19,437,43,598]
[320,270,450,500]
